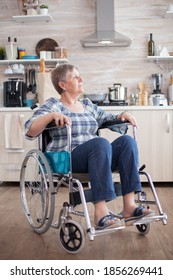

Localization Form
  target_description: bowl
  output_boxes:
[4,68,13,74]
[13,69,24,74]
[21,55,38,59]
[83,93,107,102]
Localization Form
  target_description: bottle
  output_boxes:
[148,33,155,56]
[5,37,13,60]
[13,38,18,59]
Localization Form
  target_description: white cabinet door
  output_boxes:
[132,109,173,182]
[100,109,173,182]
[0,110,37,182]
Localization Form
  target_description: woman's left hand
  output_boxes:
[118,111,137,127]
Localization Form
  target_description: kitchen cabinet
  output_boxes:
[1,106,172,182]
[131,109,173,182]
[100,107,173,182]
[0,108,37,182]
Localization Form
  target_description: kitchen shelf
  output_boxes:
[147,56,173,72]
[147,56,173,62]
[0,59,68,66]
[12,14,53,23]
[4,73,24,77]
[164,11,173,19]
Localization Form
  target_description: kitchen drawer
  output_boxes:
[0,164,21,182]
[0,163,36,182]
[0,147,27,164]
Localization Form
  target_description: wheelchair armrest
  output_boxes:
[99,119,130,129]
[99,119,131,135]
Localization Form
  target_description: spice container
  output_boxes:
[55,47,68,58]
[18,48,26,59]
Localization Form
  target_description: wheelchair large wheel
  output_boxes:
[58,220,85,254]
[20,149,55,234]
[136,223,150,235]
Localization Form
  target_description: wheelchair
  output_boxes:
[20,119,167,254]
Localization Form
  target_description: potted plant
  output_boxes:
[0,47,6,60]
[39,4,48,15]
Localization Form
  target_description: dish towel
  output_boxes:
[4,114,24,150]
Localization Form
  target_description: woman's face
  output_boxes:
[61,68,84,95]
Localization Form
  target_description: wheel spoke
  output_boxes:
[20,150,55,234]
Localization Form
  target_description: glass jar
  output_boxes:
[18,48,26,59]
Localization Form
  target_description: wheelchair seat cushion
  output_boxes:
[44,151,70,174]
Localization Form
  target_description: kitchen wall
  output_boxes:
[0,0,173,105]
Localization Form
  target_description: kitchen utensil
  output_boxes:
[28,69,33,92]
[149,74,168,106]
[109,84,127,102]
[151,74,163,94]
[32,69,37,94]
[35,38,58,57]
[83,93,107,103]
[138,82,148,106]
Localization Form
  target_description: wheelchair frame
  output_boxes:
[20,120,167,254]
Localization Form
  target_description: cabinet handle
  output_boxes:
[166,113,170,133]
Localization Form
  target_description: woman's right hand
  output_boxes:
[52,112,72,126]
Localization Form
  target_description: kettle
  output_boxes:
[109,83,127,102]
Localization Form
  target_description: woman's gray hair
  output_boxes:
[51,63,78,94]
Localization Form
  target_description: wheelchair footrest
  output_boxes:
[131,214,167,226]
[89,225,125,238]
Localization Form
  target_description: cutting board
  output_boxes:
[35,38,58,57]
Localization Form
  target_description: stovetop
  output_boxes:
[95,101,128,106]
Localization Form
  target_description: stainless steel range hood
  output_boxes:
[81,0,132,47]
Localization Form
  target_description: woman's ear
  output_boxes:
[58,81,66,91]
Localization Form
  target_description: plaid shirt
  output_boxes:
[25,98,118,151]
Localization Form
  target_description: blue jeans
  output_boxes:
[71,135,142,203]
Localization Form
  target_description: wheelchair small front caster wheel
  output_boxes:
[136,223,150,235]
[58,220,85,254]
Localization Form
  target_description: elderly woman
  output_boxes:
[25,63,154,230]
